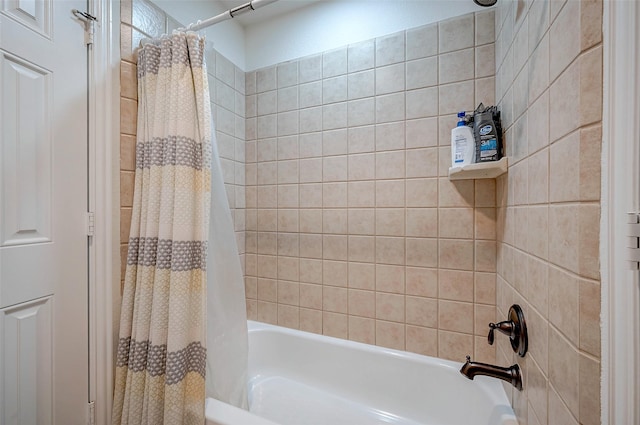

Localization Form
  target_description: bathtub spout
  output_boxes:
[460,356,522,391]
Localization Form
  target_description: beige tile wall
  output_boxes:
[119,0,247,289]
[245,11,500,362]
[494,1,602,424]
[119,4,603,420]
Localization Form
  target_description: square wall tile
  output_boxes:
[323,286,348,313]
[323,48,348,78]
[439,239,474,271]
[300,308,322,334]
[256,66,277,93]
[406,238,438,268]
[406,117,438,149]
[376,209,405,237]
[406,208,438,238]
[406,178,438,207]
[323,312,348,338]
[277,61,298,88]
[549,0,580,82]
[348,40,375,72]
[406,296,438,327]
[439,48,475,85]
[348,70,375,100]
[348,181,376,207]
[439,208,474,239]
[348,153,375,181]
[376,292,405,322]
[439,80,475,115]
[439,14,475,53]
[376,31,406,67]
[323,102,348,130]
[300,81,323,108]
[278,86,298,113]
[406,87,439,119]
[348,98,375,127]
[549,60,580,142]
[323,260,348,287]
[376,237,405,265]
[376,320,405,350]
[376,122,405,152]
[299,54,322,83]
[406,23,438,60]
[376,151,405,179]
[406,57,438,90]
[324,75,348,104]
[438,330,473,361]
[476,44,496,78]
[349,316,376,344]
[348,262,375,290]
[376,63,406,95]
[348,209,375,235]
[406,267,438,297]
[376,92,405,123]
[476,10,495,45]
[549,327,579,418]
[348,235,375,263]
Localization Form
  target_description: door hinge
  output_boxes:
[627,213,640,269]
[87,401,96,425]
[86,212,95,237]
[72,9,97,45]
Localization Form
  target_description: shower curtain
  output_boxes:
[112,32,214,425]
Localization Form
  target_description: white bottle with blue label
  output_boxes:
[451,111,476,167]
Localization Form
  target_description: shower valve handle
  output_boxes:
[488,321,516,345]
[487,304,528,357]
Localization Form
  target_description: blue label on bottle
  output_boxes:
[479,125,493,136]
[480,138,497,151]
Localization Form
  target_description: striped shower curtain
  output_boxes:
[112,32,212,425]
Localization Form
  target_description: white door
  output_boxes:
[0,0,89,424]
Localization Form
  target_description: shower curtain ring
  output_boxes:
[188,20,202,31]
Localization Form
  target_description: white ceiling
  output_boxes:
[214,0,322,26]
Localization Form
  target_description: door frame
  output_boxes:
[601,0,640,424]
[88,0,119,423]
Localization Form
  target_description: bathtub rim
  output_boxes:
[205,320,516,424]
[248,320,475,376]
[245,320,513,409]
[205,397,281,425]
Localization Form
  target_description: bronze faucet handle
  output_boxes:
[488,320,516,343]
[487,305,528,357]
[488,321,514,344]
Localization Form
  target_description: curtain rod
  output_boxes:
[180,0,279,31]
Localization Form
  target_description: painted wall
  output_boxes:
[245,0,487,70]
[149,0,247,69]
[244,11,499,363]
[149,0,488,71]
[493,0,602,424]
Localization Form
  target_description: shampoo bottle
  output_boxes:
[473,110,501,162]
[451,112,475,167]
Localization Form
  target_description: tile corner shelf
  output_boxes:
[448,157,508,180]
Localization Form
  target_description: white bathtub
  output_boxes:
[206,321,518,425]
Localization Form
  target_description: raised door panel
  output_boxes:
[0,51,52,248]
[0,0,51,38]
[0,297,53,425]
